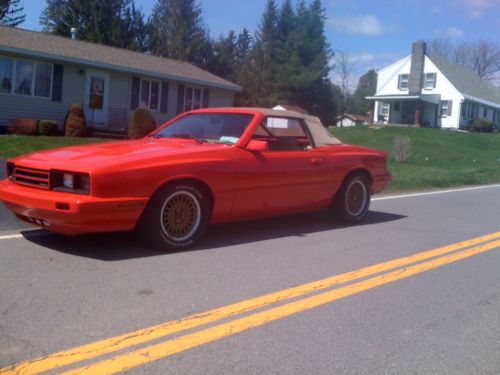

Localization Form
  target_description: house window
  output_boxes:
[424,73,436,89]
[15,60,33,95]
[1,58,53,98]
[184,86,203,112]
[0,58,13,93]
[398,74,409,90]
[139,78,160,111]
[440,100,452,117]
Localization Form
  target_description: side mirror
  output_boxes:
[246,139,269,152]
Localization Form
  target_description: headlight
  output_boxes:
[51,171,90,194]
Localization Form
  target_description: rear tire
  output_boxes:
[331,173,370,224]
[138,182,210,251]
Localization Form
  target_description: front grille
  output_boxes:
[13,166,50,190]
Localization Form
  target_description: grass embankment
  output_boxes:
[1,129,499,191]
[331,127,500,191]
[0,135,109,159]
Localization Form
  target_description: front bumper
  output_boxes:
[371,171,392,194]
[0,179,148,235]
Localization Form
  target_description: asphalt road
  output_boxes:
[0,180,499,374]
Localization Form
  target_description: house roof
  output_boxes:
[0,25,241,92]
[427,52,500,106]
[336,113,370,122]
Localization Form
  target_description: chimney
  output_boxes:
[408,40,426,95]
[70,27,77,40]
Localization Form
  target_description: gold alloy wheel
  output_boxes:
[160,191,201,241]
[345,179,367,217]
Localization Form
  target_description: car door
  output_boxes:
[231,116,333,220]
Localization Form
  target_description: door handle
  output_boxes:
[310,157,323,166]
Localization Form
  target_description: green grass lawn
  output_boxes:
[331,126,500,191]
[1,129,500,192]
[0,135,110,159]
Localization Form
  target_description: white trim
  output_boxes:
[139,78,161,112]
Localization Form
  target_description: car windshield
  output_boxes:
[152,113,254,144]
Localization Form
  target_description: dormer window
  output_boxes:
[424,73,436,89]
[398,74,409,90]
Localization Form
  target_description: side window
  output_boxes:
[254,117,313,151]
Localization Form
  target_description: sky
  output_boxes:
[15,0,500,85]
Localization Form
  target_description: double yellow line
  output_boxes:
[2,232,499,375]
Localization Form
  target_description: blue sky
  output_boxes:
[17,0,500,84]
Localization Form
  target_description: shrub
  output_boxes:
[65,104,88,137]
[467,119,494,133]
[128,108,156,139]
[7,118,38,135]
[38,120,58,136]
[393,136,411,163]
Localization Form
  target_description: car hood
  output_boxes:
[11,138,228,172]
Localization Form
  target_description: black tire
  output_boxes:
[331,173,370,224]
[138,182,211,251]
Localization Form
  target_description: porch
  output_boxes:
[367,95,441,127]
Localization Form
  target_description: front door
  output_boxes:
[84,71,109,127]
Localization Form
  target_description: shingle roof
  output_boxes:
[427,52,500,105]
[0,25,241,91]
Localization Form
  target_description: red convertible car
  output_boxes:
[0,108,391,250]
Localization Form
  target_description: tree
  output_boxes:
[0,0,25,26]
[333,49,355,114]
[348,69,377,115]
[148,0,212,68]
[427,37,500,83]
[40,0,147,52]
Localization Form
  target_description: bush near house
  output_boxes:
[128,108,156,139]
[465,119,494,133]
[37,120,59,136]
[7,118,38,135]
[65,104,88,137]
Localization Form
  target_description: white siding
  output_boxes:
[375,56,411,96]
[209,88,234,107]
[422,56,463,129]
[0,56,84,128]
[336,118,356,127]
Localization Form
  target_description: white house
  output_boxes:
[335,113,370,127]
[367,41,500,129]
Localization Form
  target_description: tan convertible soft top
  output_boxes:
[239,107,342,147]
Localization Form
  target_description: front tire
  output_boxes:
[138,182,210,251]
[331,173,370,223]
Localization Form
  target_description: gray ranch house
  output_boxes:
[367,41,500,129]
[0,26,240,131]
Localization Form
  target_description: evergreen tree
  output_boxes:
[239,0,279,106]
[348,69,377,115]
[0,0,25,26]
[40,0,147,52]
[148,0,212,68]
[235,28,252,67]
[210,31,237,81]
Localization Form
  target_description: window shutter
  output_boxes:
[160,82,169,114]
[447,100,453,116]
[51,64,64,102]
[397,75,401,89]
[202,88,210,108]
[176,84,185,114]
[433,73,437,88]
[130,77,140,110]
